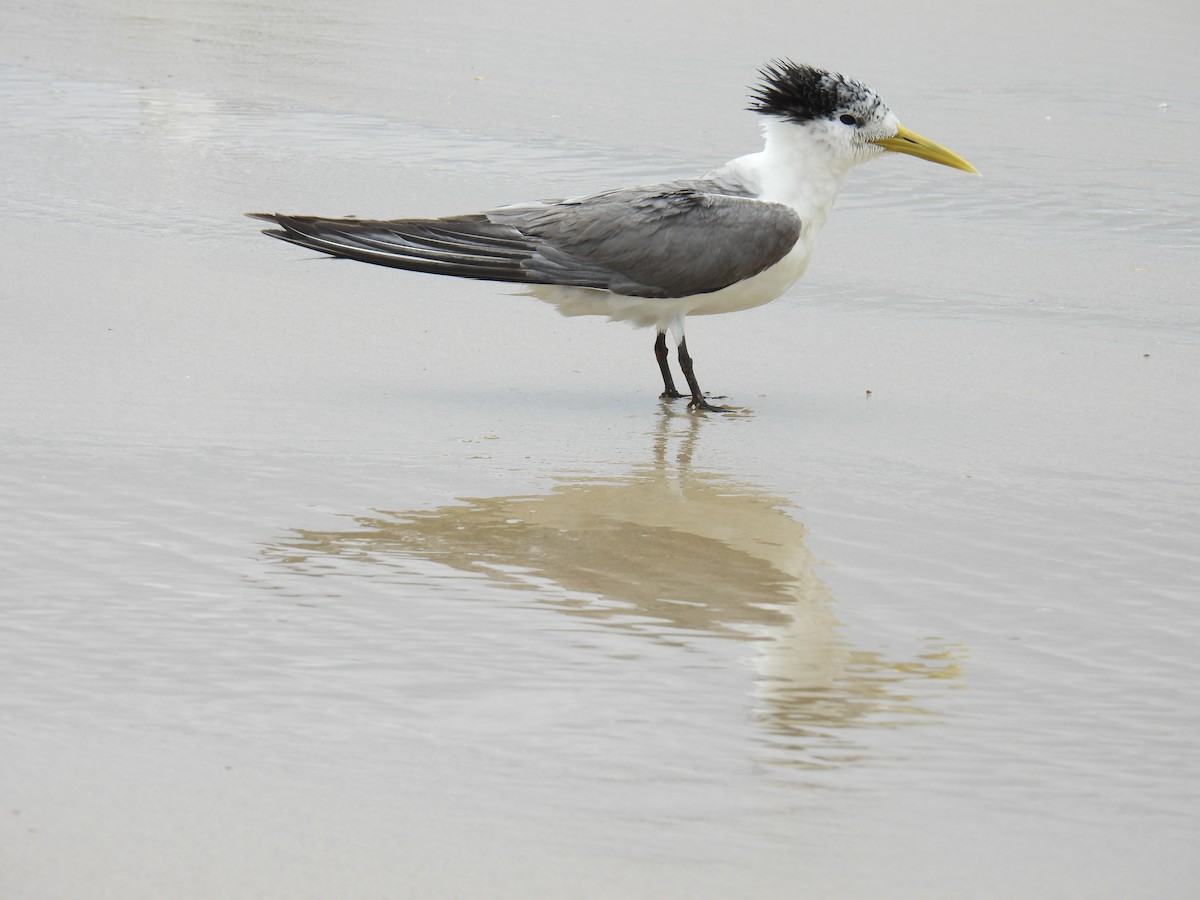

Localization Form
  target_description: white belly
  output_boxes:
[526,241,812,331]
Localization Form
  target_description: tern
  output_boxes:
[250,60,976,412]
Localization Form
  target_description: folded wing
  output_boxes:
[249,185,801,299]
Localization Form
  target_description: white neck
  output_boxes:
[728,119,855,242]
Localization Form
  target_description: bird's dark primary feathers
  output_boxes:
[748,59,880,125]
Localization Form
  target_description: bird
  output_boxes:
[249,60,977,412]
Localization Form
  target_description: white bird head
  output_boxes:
[749,60,978,174]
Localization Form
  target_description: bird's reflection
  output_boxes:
[266,406,962,768]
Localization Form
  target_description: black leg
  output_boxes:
[655,332,685,399]
[676,337,728,412]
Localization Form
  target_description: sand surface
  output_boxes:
[2,1,1199,897]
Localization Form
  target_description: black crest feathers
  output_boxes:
[748,60,864,124]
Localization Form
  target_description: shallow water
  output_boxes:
[2,2,1199,898]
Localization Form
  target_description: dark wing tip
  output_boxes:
[247,212,291,239]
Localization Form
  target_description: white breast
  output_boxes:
[527,122,854,333]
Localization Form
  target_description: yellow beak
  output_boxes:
[872,124,979,175]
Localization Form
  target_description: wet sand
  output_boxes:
[2,2,1199,898]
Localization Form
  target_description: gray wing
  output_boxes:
[249,184,801,299]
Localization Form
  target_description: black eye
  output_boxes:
[839,114,859,126]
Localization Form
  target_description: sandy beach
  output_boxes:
[2,1,1198,897]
